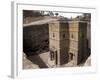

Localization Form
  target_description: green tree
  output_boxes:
[55,13,59,16]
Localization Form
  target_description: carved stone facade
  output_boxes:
[68,21,88,65]
[48,20,69,66]
[48,20,88,66]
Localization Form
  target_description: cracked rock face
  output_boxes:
[23,24,49,56]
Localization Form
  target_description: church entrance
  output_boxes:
[69,53,74,61]
[50,50,58,66]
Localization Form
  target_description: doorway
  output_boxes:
[69,53,73,61]
[55,51,58,65]
[50,50,58,66]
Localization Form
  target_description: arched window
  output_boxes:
[53,33,55,37]
[63,34,65,38]
[71,34,74,39]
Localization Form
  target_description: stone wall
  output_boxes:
[23,24,49,56]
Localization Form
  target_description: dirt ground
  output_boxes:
[23,52,91,69]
